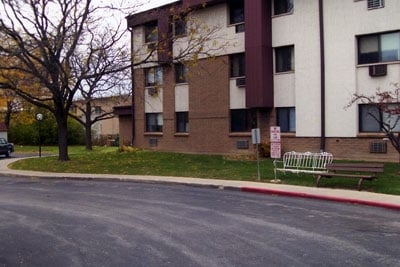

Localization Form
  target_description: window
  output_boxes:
[275,45,294,73]
[176,112,189,133]
[358,31,400,64]
[229,0,244,32]
[173,15,187,36]
[175,63,188,83]
[230,109,256,132]
[277,107,295,132]
[230,53,245,77]
[273,0,293,16]
[368,0,384,10]
[145,67,163,87]
[144,21,158,44]
[359,104,400,132]
[94,106,102,115]
[146,113,163,132]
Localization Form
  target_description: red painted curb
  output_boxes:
[241,187,400,211]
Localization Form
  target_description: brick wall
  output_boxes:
[125,56,400,162]
[281,136,398,162]
[132,56,258,155]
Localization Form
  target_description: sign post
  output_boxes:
[251,128,261,181]
[270,126,281,183]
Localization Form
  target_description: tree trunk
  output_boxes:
[56,115,69,161]
[85,123,93,150]
[85,101,93,150]
[4,101,12,129]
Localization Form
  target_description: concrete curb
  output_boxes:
[1,157,400,211]
[241,187,400,211]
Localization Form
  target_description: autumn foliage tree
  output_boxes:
[348,83,400,161]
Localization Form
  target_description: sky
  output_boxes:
[135,0,179,13]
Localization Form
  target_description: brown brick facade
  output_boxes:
[280,136,398,162]
[122,55,400,162]
[131,56,261,155]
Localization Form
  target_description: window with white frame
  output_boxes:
[275,45,294,73]
[94,106,102,115]
[359,104,400,132]
[175,63,188,83]
[176,112,189,133]
[229,0,244,32]
[230,53,245,77]
[273,0,293,16]
[358,31,400,64]
[146,113,163,132]
[277,107,296,132]
[144,21,158,44]
[145,67,163,87]
[173,15,187,37]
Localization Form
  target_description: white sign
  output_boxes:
[251,128,260,144]
[270,126,281,142]
[270,142,281,159]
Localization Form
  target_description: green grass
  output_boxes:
[10,146,400,195]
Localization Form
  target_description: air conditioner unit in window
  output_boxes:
[369,64,387,77]
[236,77,246,88]
[367,0,384,10]
[147,87,157,96]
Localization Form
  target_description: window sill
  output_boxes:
[274,70,295,75]
[144,132,163,136]
[280,132,296,137]
[356,61,400,68]
[357,133,389,138]
[175,133,189,137]
[229,132,251,137]
[272,11,294,18]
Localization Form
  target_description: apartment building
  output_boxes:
[122,0,400,161]
[72,95,131,145]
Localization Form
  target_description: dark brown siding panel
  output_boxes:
[157,15,173,63]
[183,0,224,8]
[245,0,273,108]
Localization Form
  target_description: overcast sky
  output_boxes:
[135,0,179,13]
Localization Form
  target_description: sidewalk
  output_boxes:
[1,157,399,211]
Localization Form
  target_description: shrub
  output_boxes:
[258,141,271,158]
[118,145,141,153]
[8,110,85,145]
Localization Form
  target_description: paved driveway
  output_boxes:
[0,176,399,266]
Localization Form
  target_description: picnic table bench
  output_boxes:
[315,163,384,191]
[273,151,333,180]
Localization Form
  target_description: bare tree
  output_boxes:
[0,0,131,160]
[348,83,400,161]
[68,27,132,150]
[0,0,229,161]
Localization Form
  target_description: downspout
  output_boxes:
[319,0,326,152]
[128,26,135,146]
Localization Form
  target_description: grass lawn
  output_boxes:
[10,145,400,195]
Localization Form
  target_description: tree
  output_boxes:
[0,0,228,161]
[69,3,225,151]
[348,83,400,161]
[68,22,132,150]
[0,0,130,160]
